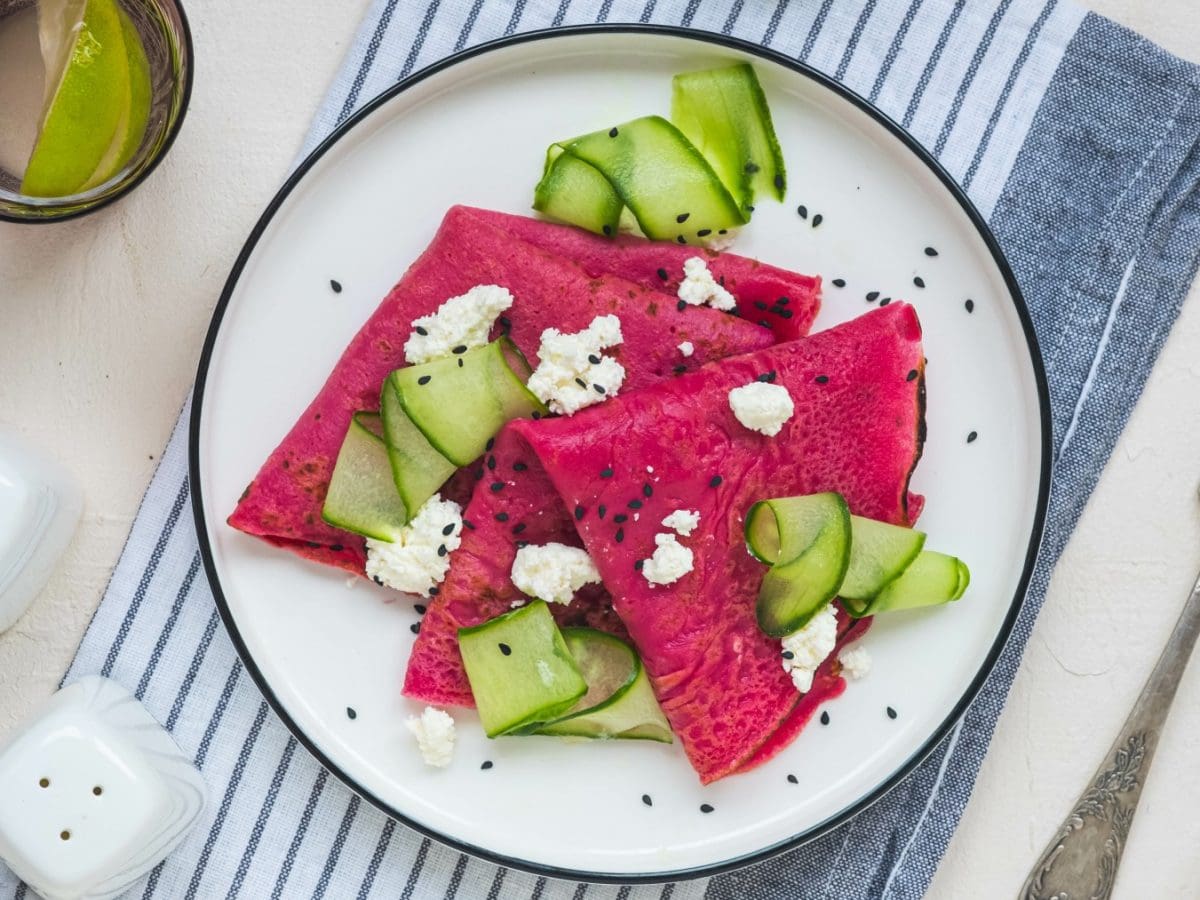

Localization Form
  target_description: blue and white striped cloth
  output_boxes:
[6,1,1200,897]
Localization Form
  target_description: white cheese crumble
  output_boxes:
[510,542,601,605]
[526,315,626,416]
[661,509,701,537]
[781,603,840,693]
[406,706,456,767]
[703,231,738,252]
[838,645,872,680]
[677,257,736,311]
[364,495,462,597]
[677,341,695,357]
[641,533,694,586]
[728,381,794,437]
[404,284,514,365]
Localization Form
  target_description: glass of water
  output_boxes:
[0,0,192,223]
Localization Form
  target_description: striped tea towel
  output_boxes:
[6,1,1200,898]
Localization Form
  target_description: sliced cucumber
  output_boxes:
[380,376,457,517]
[746,494,851,637]
[389,338,548,467]
[321,412,408,541]
[839,516,927,610]
[672,63,786,210]
[865,551,970,615]
[537,629,672,743]
[459,601,588,738]
[558,116,747,243]
[533,145,624,237]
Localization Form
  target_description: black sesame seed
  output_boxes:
[428,586,440,596]
[513,462,528,472]
[415,604,427,614]
[410,622,421,634]
[457,358,464,368]
[634,559,644,571]
[628,499,643,510]
[746,205,755,212]
[614,513,628,524]
[487,455,497,470]
[516,540,529,548]
[330,544,345,552]
[700,804,714,814]
[642,483,653,498]
[346,706,357,719]
[596,506,607,522]
[588,354,602,365]
[744,161,760,174]
[575,505,586,521]
[485,437,495,451]
[498,316,512,331]
[906,369,919,382]
[481,760,494,770]
[879,297,892,307]
[437,544,447,557]
[815,375,829,384]
[602,224,612,236]
[373,576,384,586]
[965,298,975,313]
[676,212,690,224]
[967,430,978,443]
[495,512,509,522]
[512,523,527,535]
[531,411,542,420]
[609,126,619,138]
[490,482,505,492]
[779,309,793,319]
[820,710,830,725]
[330,279,343,293]
[787,774,798,784]
[774,173,785,190]
[718,229,728,235]
[676,235,687,245]
[777,296,790,306]
[642,794,652,806]
[575,377,588,389]
[754,300,768,311]
[615,528,625,543]
[782,650,795,660]
[924,246,938,257]
[887,706,898,720]
[442,523,455,536]
[415,325,428,336]
[756,371,777,383]
[657,267,669,281]
[673,365,688,375]
[677,300,688,312]
[499,643,512,656]
[709,475,723,488]
[593,383,606,395]
[697,228,712,237]
[418,375,432,385]
[453,344,468,355]
[462,519,476,530]
[601,467,614,479]
[913,276,925,288]
[812,213,824,227]
[866,291,879,302]
[832,278,846,288]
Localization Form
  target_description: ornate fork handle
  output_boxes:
[1020,571,1200,899]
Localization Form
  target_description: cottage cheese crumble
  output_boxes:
[728,381,794,436]
[526,315,626,416]
[781,603,840,693]
[677,341,695,357]
[641,533,694,586]
[677,257,736,311]
[404,284,514,365]
[510,542,601,605]
[364,495,462,597]
[838,644,872,680]
[661,509,701,537]
[407,706,456,767]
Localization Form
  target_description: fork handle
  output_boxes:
[1019,571,1200,899]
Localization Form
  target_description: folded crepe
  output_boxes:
[228,206,821,574]
[508,304,925,782]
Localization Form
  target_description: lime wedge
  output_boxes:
[21,0,136,197]
[80,7,151,190]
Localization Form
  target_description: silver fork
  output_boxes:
[1018,565,1200,898]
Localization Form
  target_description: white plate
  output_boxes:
[191,27,1049,882]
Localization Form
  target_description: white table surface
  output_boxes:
[0,2,1196,896]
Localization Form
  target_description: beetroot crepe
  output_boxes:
[456,207,821,342]
[228,206,820,574]
[509,305,925,782]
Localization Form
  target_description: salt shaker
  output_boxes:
[0,429,83,633]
